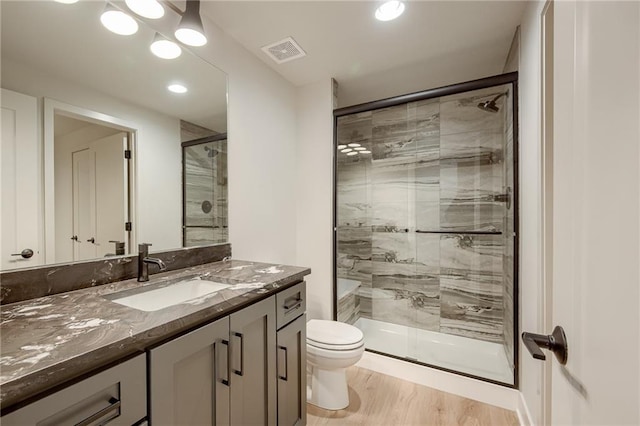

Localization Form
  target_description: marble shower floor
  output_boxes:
[355,317,513,384]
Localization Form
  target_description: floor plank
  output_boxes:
[307,367,519,426]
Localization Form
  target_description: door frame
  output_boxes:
[43,98,138,263]
[540,1,554,423]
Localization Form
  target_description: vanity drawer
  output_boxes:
[276,281,306,329]
[2,354,147,425]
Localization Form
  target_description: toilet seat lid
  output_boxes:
[307,320,364,349]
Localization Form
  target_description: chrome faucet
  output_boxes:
[138,243,167,282]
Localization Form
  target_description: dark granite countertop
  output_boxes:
[0,259,310,411]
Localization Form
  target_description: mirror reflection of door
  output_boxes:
[1,88,41,270]
[55,114,130,262]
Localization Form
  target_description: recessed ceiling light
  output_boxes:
[337,144,347,150]
[168,84,187,94]
[354,147,366,151]
[347,152,359,156]
[150,34,182,59]
[375,0,405,22]
[361,150,371,154]
[348,143,361,147]
[126,0,165,19]
[54,0,79,4]
[341,148,353,153]
[101,5,139,36]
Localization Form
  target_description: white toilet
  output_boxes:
[306,319,365,410]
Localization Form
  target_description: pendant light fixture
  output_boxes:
[101,3,139,36]
[175,0,207,47]
[125,0,165,20]
[150,33,182,59]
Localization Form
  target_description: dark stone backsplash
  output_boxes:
[0,244,231,305]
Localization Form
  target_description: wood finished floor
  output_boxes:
[307,367,519,426]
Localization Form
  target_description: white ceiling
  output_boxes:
[201,1,525,100]
[1,1,227,132]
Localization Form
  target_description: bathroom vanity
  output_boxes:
[0,258,309,425]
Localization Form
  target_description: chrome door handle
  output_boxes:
[522,326,568,365]
[11,249,33,259]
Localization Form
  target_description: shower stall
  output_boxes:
[333,73,518,386]
[182,134,228,247]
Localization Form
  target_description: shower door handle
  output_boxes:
[522,326,568,365]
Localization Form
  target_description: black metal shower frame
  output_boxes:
[181,133,228,247]
[331,72,520,389]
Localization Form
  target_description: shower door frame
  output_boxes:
[332,72,520,388]
[181,133,228,247]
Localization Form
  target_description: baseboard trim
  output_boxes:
[356,351,523,417]
[516,390,534,426]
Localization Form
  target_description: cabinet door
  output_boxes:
[277,314,307,426]
[149,316,230,425]
[229,296,277,426]
[2,354,146,425]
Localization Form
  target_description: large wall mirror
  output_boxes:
[0,0,228,271]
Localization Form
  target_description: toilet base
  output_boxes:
[307,366,349,410]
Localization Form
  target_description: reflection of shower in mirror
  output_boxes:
[204,145,219,158]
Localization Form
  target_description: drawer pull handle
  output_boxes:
[277,345,288,381]
[75,397,121,426]
[232,332,244,376]
[283,299,302,311]
[217,339,230,386]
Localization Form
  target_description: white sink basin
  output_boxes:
[110,278,232,312]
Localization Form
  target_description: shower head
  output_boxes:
[204,145,218,158]
[477,93,506,113]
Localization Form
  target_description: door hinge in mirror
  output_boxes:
[125,222,132,231]
[124,150,131,159]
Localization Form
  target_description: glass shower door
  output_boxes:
[335,75,517,386]
[183,137,228,246]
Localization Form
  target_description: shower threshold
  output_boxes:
[355,317,513,385]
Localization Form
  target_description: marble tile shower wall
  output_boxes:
[503,88,515,367]
[337,86,512,344]
[184,140,228,246]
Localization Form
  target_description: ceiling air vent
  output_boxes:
[261,36,307,64]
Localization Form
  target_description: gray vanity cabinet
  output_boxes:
[275,282,307,426]
[1,354,146,425]
[229,296,277,425]
[149,316,231,425]
[276,314,307,426]
[148,295,277,426]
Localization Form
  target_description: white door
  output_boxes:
[0,88,41,270]
[71,133,128,260]
[544,1,640,424]
[93,132,128,257]
[72,148,97,261]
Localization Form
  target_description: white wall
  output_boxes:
[2,59,183,253]
[295,80,334,320]
[337,53,505,108]
[188,16,299,265]
[517,1,545,424]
